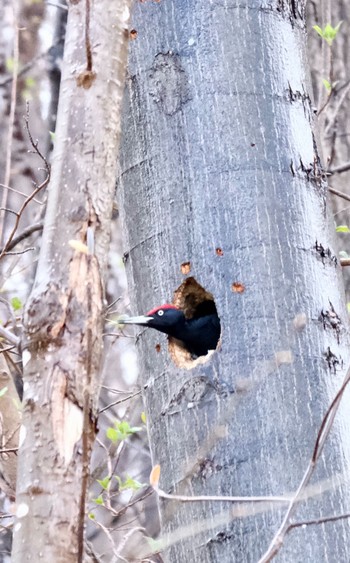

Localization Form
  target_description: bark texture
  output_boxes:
[118,1,350,561]
[12,1,132,561]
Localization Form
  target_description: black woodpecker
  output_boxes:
[119,302,221,358]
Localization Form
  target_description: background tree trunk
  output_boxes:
[307,1,350,297]
[0,2,45,559]
[118,1,350,561]
[11,1,132,560]
[0,0,46,251]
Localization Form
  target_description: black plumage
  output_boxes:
[120,302,220,358]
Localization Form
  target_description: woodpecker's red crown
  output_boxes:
[146,304,178,316]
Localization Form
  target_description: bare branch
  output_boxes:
[288,511,350,532]
[0,183,43,204]
[0,221,43,254]
[155,487,291,505]
[329,161,350,175]
[329,186,350,202]
[0,326,20,347]
[99,390,141,414]
[0,448,18,455]
[3,247,35,256]
[0,106,50,261]
[258,363,350,563]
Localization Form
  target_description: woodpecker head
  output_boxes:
[119,304,186,336]
[119,301,221,358]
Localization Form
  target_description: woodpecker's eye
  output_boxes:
[157,310,164,316]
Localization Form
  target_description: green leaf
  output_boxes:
[141,411,147,424]
[88,513,95,520]
[120,420,142,434]
[322,79,332,92]
[6,58,14,72]
[22,90,33,102]
[97,476,110,490]
[313,25,323,37]
[336,225,350,233]
[92,495,104,506]
[313,22,343,46]
[0,387,8,398]
[49,131,56,142]
[115,475,144,491]
[24,76,36,88]
[11,297,22,311]
[106,427,119,442]
[106,420,142,443]
[339,251,349,259]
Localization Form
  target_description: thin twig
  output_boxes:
[0,208,17,216]
[287,511,350,532]
[0,325,20,347]
[0,183,43,205]
[0,345,16,354]
[0,36,67,88]
[0,221,43,253]
[258,363,350,563]
[153,468,293,505]
[328,186,350,203]
[0,448,18,455]
[108,489,153,521]
[3,247,35,256]
[325,81,350,137]
[99,390,141,414]
[100,385,139,395]
[317,89,333,117]
[105,296,122,311]
[0,52,46,88]
[0,297,17,328]
[156,487,291,505]
[329,161,350,175]
[0,105,50,261]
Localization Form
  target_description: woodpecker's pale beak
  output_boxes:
[118,315,153,326]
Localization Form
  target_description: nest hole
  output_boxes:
[168,277,221,370]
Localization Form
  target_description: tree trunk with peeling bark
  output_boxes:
[11,1,132,561]
[118,1,350,561]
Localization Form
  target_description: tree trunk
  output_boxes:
[118,1,350,561]
[307,0,350,296]
[12,1,132,561]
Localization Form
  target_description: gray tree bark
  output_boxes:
[11,1,132,561]
[118,1,350,561]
